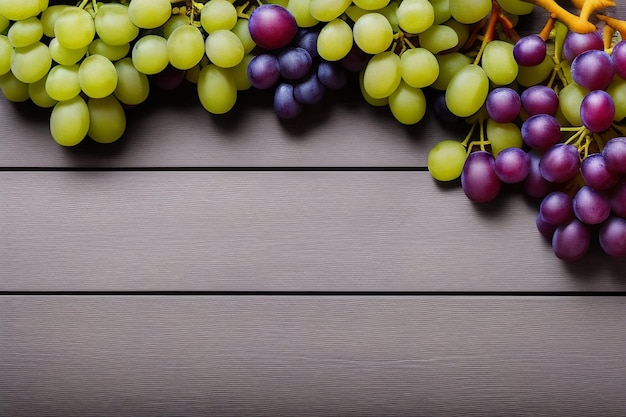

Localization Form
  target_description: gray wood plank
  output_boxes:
[2,171,625,291]
[2,296,626,417]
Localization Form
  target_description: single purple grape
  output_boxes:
[602,137,626,175]
[513,34,546,66]
[540,191,574,225]
[580,90,615,133]
[278,47,312,80]
[521,114,561,150]
[599,216,626,257]
[295,29,319,59]
[552,219,591,261]
[293,73,325,105]
[486,87,521,123]
[273,83,302,119]
[539,143,581,183]
[610,181,626,218]
[573,185,611,225]
[520,85,559,116]
[247,54,280,89]
[248,4,298,50]
[494,147,530,183]
[461,151,501,203]
[317,61,347,90]
[523,151,553,199]
[612,40,626,79]
[563,31,603,62]
[150,65,185,91]
[536,213,558,239]
[580,153,619,190]
[340,44,370,72]
[571,50,614,91]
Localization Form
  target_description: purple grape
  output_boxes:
[599,216,626,257]
[520,85,559,116]
[248,4,298,50]
[523,151,553,199]
[552,219,591,261]
[513,34,546,66]
[571,50,614,91]
[563,31,603,62]
[247,54,280,89]
[295,29,319,59]
[539,143,581,183]
[150,65,185,91]
[602,137,626,175]
[293,73,325,105]
[340,44,370,72]
[273,83,302,119]
[486,87,521,123]
[540,191,574,225]
[521,114,561,150]
[317,61,347,90]
[461,151,501,203]
[580,90,615,133]
[580,153,619,190]
[573,185,611,225]
[612,40,626,79]
[536,213,558,239]
[610,181,626,218]
[494,147,530,183]
[278,47,312,80]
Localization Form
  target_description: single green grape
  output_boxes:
[167,25,205,70]
[485,119,523,157]
[132,35,168,75]
[317,18,353,61]
[0,71,30,102]
[428,140,467,181]
[197,64,237,114]
[353,13,393,55]
[50,95,90,146]
[363,51,402,99]
[309,0,352,22]
[397,0,434,34]
[201,0,238,33]
[388,81,427,125]
[87,95,126,144]
[400,47,439,88]
[46,64,81,101]
[205,29,245,69]
[114,57,150,106]
[54,6,96,49]
[49,38,87,65]
[7,16,43,48]
[11,42,51,83]
[94,3,140,46]
[481,40,518,86]
[445,64,489,117]
[418,24,458,54]
[78,54,118,99]
[127,0,171,29]
[287,0,319,27]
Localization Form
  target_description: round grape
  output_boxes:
[599,216,626,257]
[486,87,521,123]
[248,4,298,50]
[573,185,611,225]
[513,35,546,66]
[602,137,626,175]
[461,151,501,203]
[552,219,591,261]
[539,144,580,184]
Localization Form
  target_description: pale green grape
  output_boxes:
[516,55,553,87]
[377,1,399,32]
[418,24,458,53]
[345,5,368,23]
[353,0,389,10]
[397,0,434,34]
[497,0,534,15]
[8,16,43,47]
[359,70,389,106]
[79,54,118,99]
[167,24,205,70]
[431,0,451,25]
[0,35,11,76]
[427,140,467,181]
[132,35,168,74]
[87,95,126,144]
[443,18,469,50]
[55,7,96,50]
[205,29,244,68]
[0,0,41,21]
[128,0,171,29]
[11,42,51,83]
[0,71,29,102]
[481,40,518,85]
[41,5,69,37]
[558,82,587,126]
[309,0,352,22]
[353,13,393,55]
[49,38,87,65]
[230,54,254,90]
[449,0,491,24]
[0,15,9,33]
[400,48,439,88]
[197,64,237,114]
[28,74,57,108]
[363,51,401,99]
[431,51,471,90]
[317,19,353,61]
[186,64,202,84]
[388,81,426,125]
[45,64,81,101]
[114,57,149,106]
[50,95,89,146]
[163,14,189,39]
[607,77,626,122]
[445,64,489,117]
[95,3,139,46]
[88,39,130,62]
[231,19,256,54]
[485,119,522,156]
[287,0,318,27]
[201,0,237,33]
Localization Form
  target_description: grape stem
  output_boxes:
[523,0,609,33]
[472,1,501,65]
[597,14,626,41]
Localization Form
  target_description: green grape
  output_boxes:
[431,0,451,25]
[449,0,491,24]
[41,5,70,37]
[388,81,426,125]
[229,53,254,90]
[607,77,626,122]
[0,0,41,21]
[45,64,81,101]
[443,18,469,50]
[0,71,30,102]
[353,0,389,10]
[186,64,202,84]
[167,24,205,70]
[363,51,402,99]
[163,14,189,39]
[397,0,434,34]
[558,82,586,126]
[50,95,89,146]
[28,74,57,108]
[55,7,96,50]
[427,140,467,181]
[0,35,11,76]
[345,5,368,23]
[132,35,169,75]
[11,42,51,83]
[431,51,471,90]
[113,57,149,106]
[87,95,126,144]
[418,24,458,53]
[201,0,238,33]
[128,0,172,29]
[445,64,489,117]
[317,18,353,61]
[485,119,522,156]
[88,39,130,62]
[94,3,139,46]
[205,29,244,68]
[287,0,318,27]
[0,15,9,33]
[79,54,118,99]
[400,47,439,88]
[49,38,87,65]
[481,40,518,85]
[7,16,43,47]
[353,13,393,55]
[309,0,352,22]
[497,0,534,15]
[197,64,237,114]
[231,19,256,54]
[516,55,553,87]
[377,1,399,32]
[359,70,388,106]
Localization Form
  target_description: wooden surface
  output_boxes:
[2,4,626,416]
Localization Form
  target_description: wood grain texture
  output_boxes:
[2,171,625,291]
[2,296,626,417]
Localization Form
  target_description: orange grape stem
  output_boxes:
[524,0,597,33]
[597,14,626,40]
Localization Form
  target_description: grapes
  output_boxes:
[278,47,312,79]
[78,54,118,99]
[580,90,615,133]
[540,192,574,226]
[54,6,95,49]
[396,0,435,34]
[353,13,393,55]
[316,18,353,61]
[197,64,237,114]
[571,50,614,91]
[513,35,546,67]
[205,29,245,69]
[461,151,501,203]
[611,41,626,80]
[400,48,439,89]
[580,153,619,191]
[521,114,561,151]
[388,81,427,125]
[562,31,603,63]
[494,147,530,184]
[293,73,325,104]
[539,144,581,184]
[94,3,139,47]
[87,96,126,144]
[602,137,626,176]
[128,0,171,29]
[247,54,281,89]
[167,25,205,70]
[573,186,611,225]
[49,96,89,146]
[0,0,42,22]
[552,219,591,262]
[486,88,521,123]
[248,4,298,50]
[599,217,626,257]
[445,64,489,117]
[521,85,559,117]
[481,40,518,85]
[273,82,303,119]
[449,0,492,24]
[201,0,238,34]
[362,51,401,99]
[428,140,467,182]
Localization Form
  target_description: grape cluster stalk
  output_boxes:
[0,0,625,261]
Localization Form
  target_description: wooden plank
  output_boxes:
[2,171,625,292]
[2,296,626,416]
